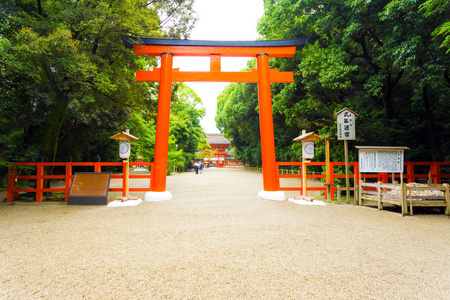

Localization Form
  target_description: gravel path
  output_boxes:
[1,168,449,299]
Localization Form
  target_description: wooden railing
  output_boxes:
[6,161,449,202]
[272,161,450,200]
[6,161,153,202]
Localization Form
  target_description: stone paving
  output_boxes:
[1,168,449,299]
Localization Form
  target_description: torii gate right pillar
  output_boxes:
[256,54,278,191]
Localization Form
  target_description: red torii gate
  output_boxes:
[123,37,307,201]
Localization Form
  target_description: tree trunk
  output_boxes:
[39,91,69,191]
[40,91,69,162]
[422,85,443,161]
[382,74,396,144]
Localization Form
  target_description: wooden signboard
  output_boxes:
[356,146,409,173]
[336,108,357,140]
[68,172,111,205]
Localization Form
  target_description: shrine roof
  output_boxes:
[208,134,230,145]
[122,37,308,50]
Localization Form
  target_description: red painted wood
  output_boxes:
[133,45,297,58]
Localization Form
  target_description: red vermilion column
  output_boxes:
[123,159,129,197]
[256,53,278,191]
[36,162,44,202]
[151,53,173,192]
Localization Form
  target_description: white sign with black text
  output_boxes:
[359,149,404,173]
[337,109,356,140]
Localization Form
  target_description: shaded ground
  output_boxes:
[1,168,449,299]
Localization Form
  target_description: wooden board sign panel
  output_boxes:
[68,172,111,205]
[337,110,356,140]
[359,150,404,173]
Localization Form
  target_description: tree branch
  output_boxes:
[353,30,382,72]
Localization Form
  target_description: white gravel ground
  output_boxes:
[1,168,449,299]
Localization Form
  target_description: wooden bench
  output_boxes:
[359,182,449,216]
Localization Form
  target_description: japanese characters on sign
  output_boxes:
[358,149,405,173]
[302,140,315,159]
[337,109,355,140]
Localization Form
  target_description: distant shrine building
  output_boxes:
[199,134,244,168]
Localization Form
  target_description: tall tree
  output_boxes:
[216,69,262,166]
[252,0,450,162]
[0,0,197,163]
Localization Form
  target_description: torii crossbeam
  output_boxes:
[123,37,307,201]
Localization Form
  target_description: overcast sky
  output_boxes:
[172,0,265,134]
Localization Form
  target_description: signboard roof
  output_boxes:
[356,146,409,150]
[335,107,359,116]
[293,131,323,142]
[110,131,139,141]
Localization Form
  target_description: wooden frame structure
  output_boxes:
[359,182,449,216]
[123,37,307,200]
[6,160,449,203]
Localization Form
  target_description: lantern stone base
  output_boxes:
[107,199,143,207]
[144,191,172,202]
[257,190,286,201]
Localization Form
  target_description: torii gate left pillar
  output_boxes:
[123,38,307,201]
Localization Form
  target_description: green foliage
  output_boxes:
[0,0,196,162]
[0,0,198,183]
[218,0,450,167]
[419,0,450,53]
[216,69,262,166]
[169,83,206,171]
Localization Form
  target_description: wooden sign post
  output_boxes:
[293,130,324,199]
[111,129,139,201]
[336,108,358,204]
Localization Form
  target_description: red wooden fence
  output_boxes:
[276,161,450,200]
[5,161,449,202]
[6,162,153,202]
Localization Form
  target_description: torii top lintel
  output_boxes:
[122,37,307,83]
[122,37,307,58]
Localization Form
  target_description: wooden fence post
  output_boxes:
[36,162,44,202]
[443,183,449,216]
[406,162,415,183]
[6,165,17,202]
[330,162,335,201]
[65,157,72,202]
[337,185,341,204]
[377,181,382,210]
[94,156,101,173]
[401,182,407,216]
[430,162,440,184]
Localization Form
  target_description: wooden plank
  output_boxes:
[362,183,378,188]
[363,191,378,196]
[122,37,308,51]
[133,45,298,58]
[409,201,447,207]
[136,68,293,83]
[380,199,402,206]
[444,184,449,216]
[377,181,382,210]
[68,172,111,205]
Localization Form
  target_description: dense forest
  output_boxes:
[216,0,450,166]
[0,0,206,183]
